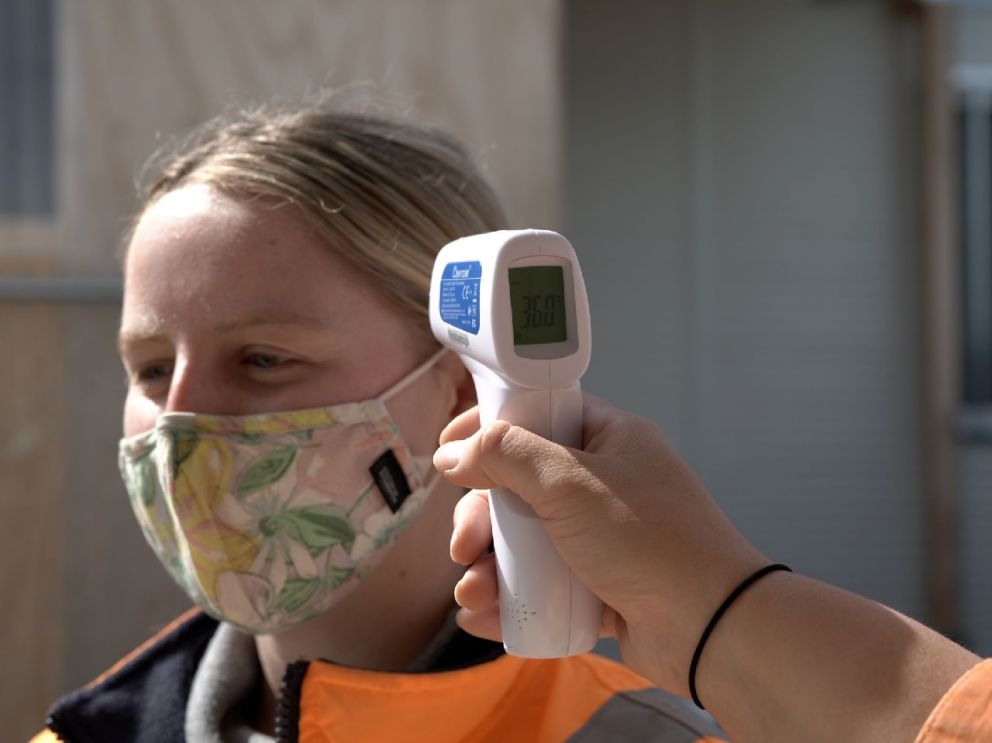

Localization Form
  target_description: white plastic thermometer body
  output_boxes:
[429,229,602,658]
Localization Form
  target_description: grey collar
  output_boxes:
[185,622,273,743]
[185,610,460,743]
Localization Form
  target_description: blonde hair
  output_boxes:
[133,102,508,345]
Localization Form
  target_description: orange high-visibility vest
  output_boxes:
[32,610,727,742]
[915,659,992,743]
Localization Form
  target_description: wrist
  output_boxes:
[690,572,979,743]
[692,567,800,738]
[688,563,793,709]
[616,548,771,695]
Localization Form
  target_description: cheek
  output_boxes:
[123,391,162,437]
[388,382,452,458]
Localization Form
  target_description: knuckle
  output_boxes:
[478,420,513,460]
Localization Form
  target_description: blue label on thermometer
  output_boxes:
[439,261,482,335]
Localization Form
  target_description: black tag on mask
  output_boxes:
[370,449,412,513]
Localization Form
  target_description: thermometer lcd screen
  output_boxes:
[509,266,567,345]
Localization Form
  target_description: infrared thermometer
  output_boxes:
[429,229,602,658]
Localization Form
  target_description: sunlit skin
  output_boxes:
[119,184,474,733]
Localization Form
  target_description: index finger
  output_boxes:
[443,396,624,451]
[581,393,663,455]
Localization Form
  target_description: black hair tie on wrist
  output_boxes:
[688,563,793,710]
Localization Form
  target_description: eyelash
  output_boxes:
[128,352,295,388]
[242,352,292,370]
[134,361,173,383]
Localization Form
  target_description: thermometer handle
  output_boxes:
[468,363,602,657]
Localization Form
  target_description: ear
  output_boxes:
[438,352,477,418]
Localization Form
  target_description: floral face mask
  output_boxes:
[118,350,446,635]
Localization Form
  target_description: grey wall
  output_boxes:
[955,6,992,657]
[957,6,992,67]
[565,1,927,619]
[959,450,992,654]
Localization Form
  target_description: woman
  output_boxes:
[34,105,725,742]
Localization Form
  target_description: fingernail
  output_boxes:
[433,440,466,472]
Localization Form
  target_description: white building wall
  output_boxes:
[566,0,928,621]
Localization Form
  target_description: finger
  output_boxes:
[439,406,481,446]
[581,393,659,454]
[434,421,590,516]
[580,392,619,445]
[455,604,502,643]
[443,395,619,448]
[451,489,492,566]
[600,605,623,639]
[453,552,498,610]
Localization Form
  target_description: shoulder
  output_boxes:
[42,610,217,743]
[915,658,992,743]
[559,651,655,692]
[545,652,728,742]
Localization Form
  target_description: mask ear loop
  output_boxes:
[378,347,450,403]
[378,347,450,488]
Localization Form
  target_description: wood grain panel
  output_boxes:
[0,304,63,742]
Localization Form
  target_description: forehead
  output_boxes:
[120,185,394,339]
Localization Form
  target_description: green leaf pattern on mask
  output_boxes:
[236,446,296,496]
[261,505,357,555]
[169,428,200,478]
[130,447,158,507]
[323,565,353,590]
[272,576,320,613]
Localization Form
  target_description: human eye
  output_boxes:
[241,349,298,373]
[125,359,174,391]
[244,352,285,369]
[136,360,173,381]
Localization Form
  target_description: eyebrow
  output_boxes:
[117,319,168,347]
[117,317,338,348]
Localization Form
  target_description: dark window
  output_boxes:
[0,0,55,216]
[959,89,992,405]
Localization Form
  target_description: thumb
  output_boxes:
[433,420,593,518]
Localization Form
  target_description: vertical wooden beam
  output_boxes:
[920,5,960,638]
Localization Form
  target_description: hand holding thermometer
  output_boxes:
[429,229,602,658]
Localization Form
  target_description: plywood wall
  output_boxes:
[59,0,562,274]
